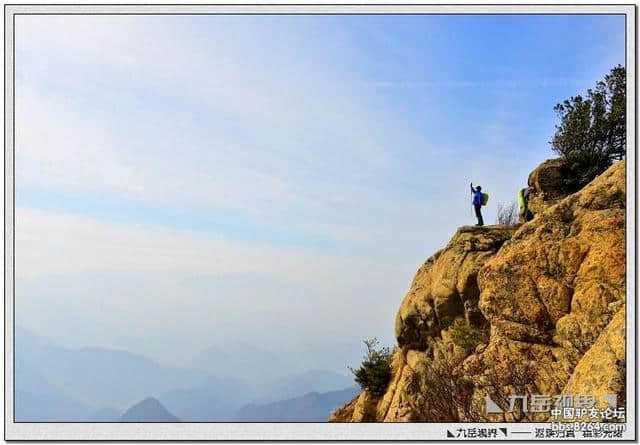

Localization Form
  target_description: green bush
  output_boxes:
[349,338,394,397]
[450,319,488,352]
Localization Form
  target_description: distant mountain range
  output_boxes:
[191,342,285,383]
[120,397,180,422]
[257,370,354,404]
[15,327,216,410]
[14,327,359,422]
[158,385,236,422]
[190,339,364,384]
[234,386,360,422]
[15,389,91,422]
[85,406,122,422]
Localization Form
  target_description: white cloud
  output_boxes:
[15,207,400,281]
[16,15,419,226]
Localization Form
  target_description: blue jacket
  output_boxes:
[472,189,483,206]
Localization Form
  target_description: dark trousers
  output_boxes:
[474,204,484,226]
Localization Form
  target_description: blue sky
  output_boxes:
[15,14,625,367]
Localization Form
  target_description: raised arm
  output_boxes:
[470,182,474,194]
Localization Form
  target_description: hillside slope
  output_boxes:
[331,160,625,422]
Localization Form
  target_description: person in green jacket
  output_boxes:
[518,187,534,222]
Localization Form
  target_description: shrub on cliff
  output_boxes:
[349,338,394,397]
[415,357,483,422]
[496,201,519,226]
[450,319,489,352]
[550,65,625,189]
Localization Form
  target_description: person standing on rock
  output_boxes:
[470,183,484,226]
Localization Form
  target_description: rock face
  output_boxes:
[562,308,626,412]
[330,160,626,422]
[395,225,517,350]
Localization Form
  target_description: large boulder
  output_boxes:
[527,158,567,198]
[525,158,569,215]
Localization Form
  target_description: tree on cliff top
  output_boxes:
[550,65,625,189]
[349,338,394,397]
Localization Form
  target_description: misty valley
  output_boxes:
[15,327,360,422]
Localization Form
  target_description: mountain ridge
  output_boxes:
[120,397,180,422]
[235,385,360,422]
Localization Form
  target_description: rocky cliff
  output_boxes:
[331,160,626,422]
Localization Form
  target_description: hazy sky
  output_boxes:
[15,14,625,368]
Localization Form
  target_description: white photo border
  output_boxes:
[4,3,636,441]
